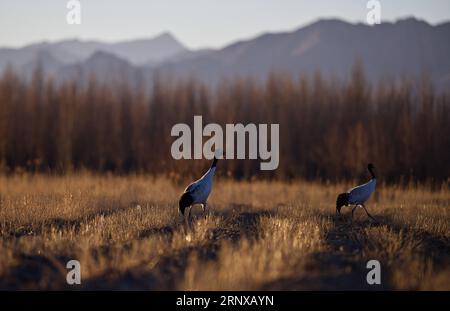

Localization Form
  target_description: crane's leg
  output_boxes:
[183,206,192,235]
[202,203,209,218]
[351,205,357,219]
[188,205,193,221]
[361,204,376,221]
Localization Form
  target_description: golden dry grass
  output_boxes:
[0,174,448,290]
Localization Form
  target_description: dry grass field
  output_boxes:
[0,174,448,290]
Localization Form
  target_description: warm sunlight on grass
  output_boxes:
[0,174,448,290]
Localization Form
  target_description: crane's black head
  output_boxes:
[336,193,349,214]
[179,192,194,216]
[368,163,376,179]
[211,151,225,168]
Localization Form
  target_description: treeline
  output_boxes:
[0,65,449,183]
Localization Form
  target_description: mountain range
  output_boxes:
[1,18,449,91]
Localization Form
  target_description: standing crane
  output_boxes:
[179,156,219,229]
[336,163,377,220]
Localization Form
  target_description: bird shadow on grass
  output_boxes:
[1,203,275,290]
[359,214,450,269]
[260,211,389,290]
[82,205,276,290]
[261,210,449,290]
[137,225,175,240]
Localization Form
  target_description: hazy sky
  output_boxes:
[1,0,449,49]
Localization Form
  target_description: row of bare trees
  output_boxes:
[0,66,449,183]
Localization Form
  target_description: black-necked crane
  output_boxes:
[336,163,377,220]
[179,156,219,228]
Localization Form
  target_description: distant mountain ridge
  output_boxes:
[0,32,187,73]
[157,18,450,90]
[1,18,449,91]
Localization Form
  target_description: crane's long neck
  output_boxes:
[211,157,218,169]
[206,166,216,179]
[369,167,376,179]
[203,157,218,180]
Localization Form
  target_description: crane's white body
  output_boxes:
[348,179,376,205]
[183,166,216,204]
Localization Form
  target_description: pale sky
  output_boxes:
[0,0,449,49]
